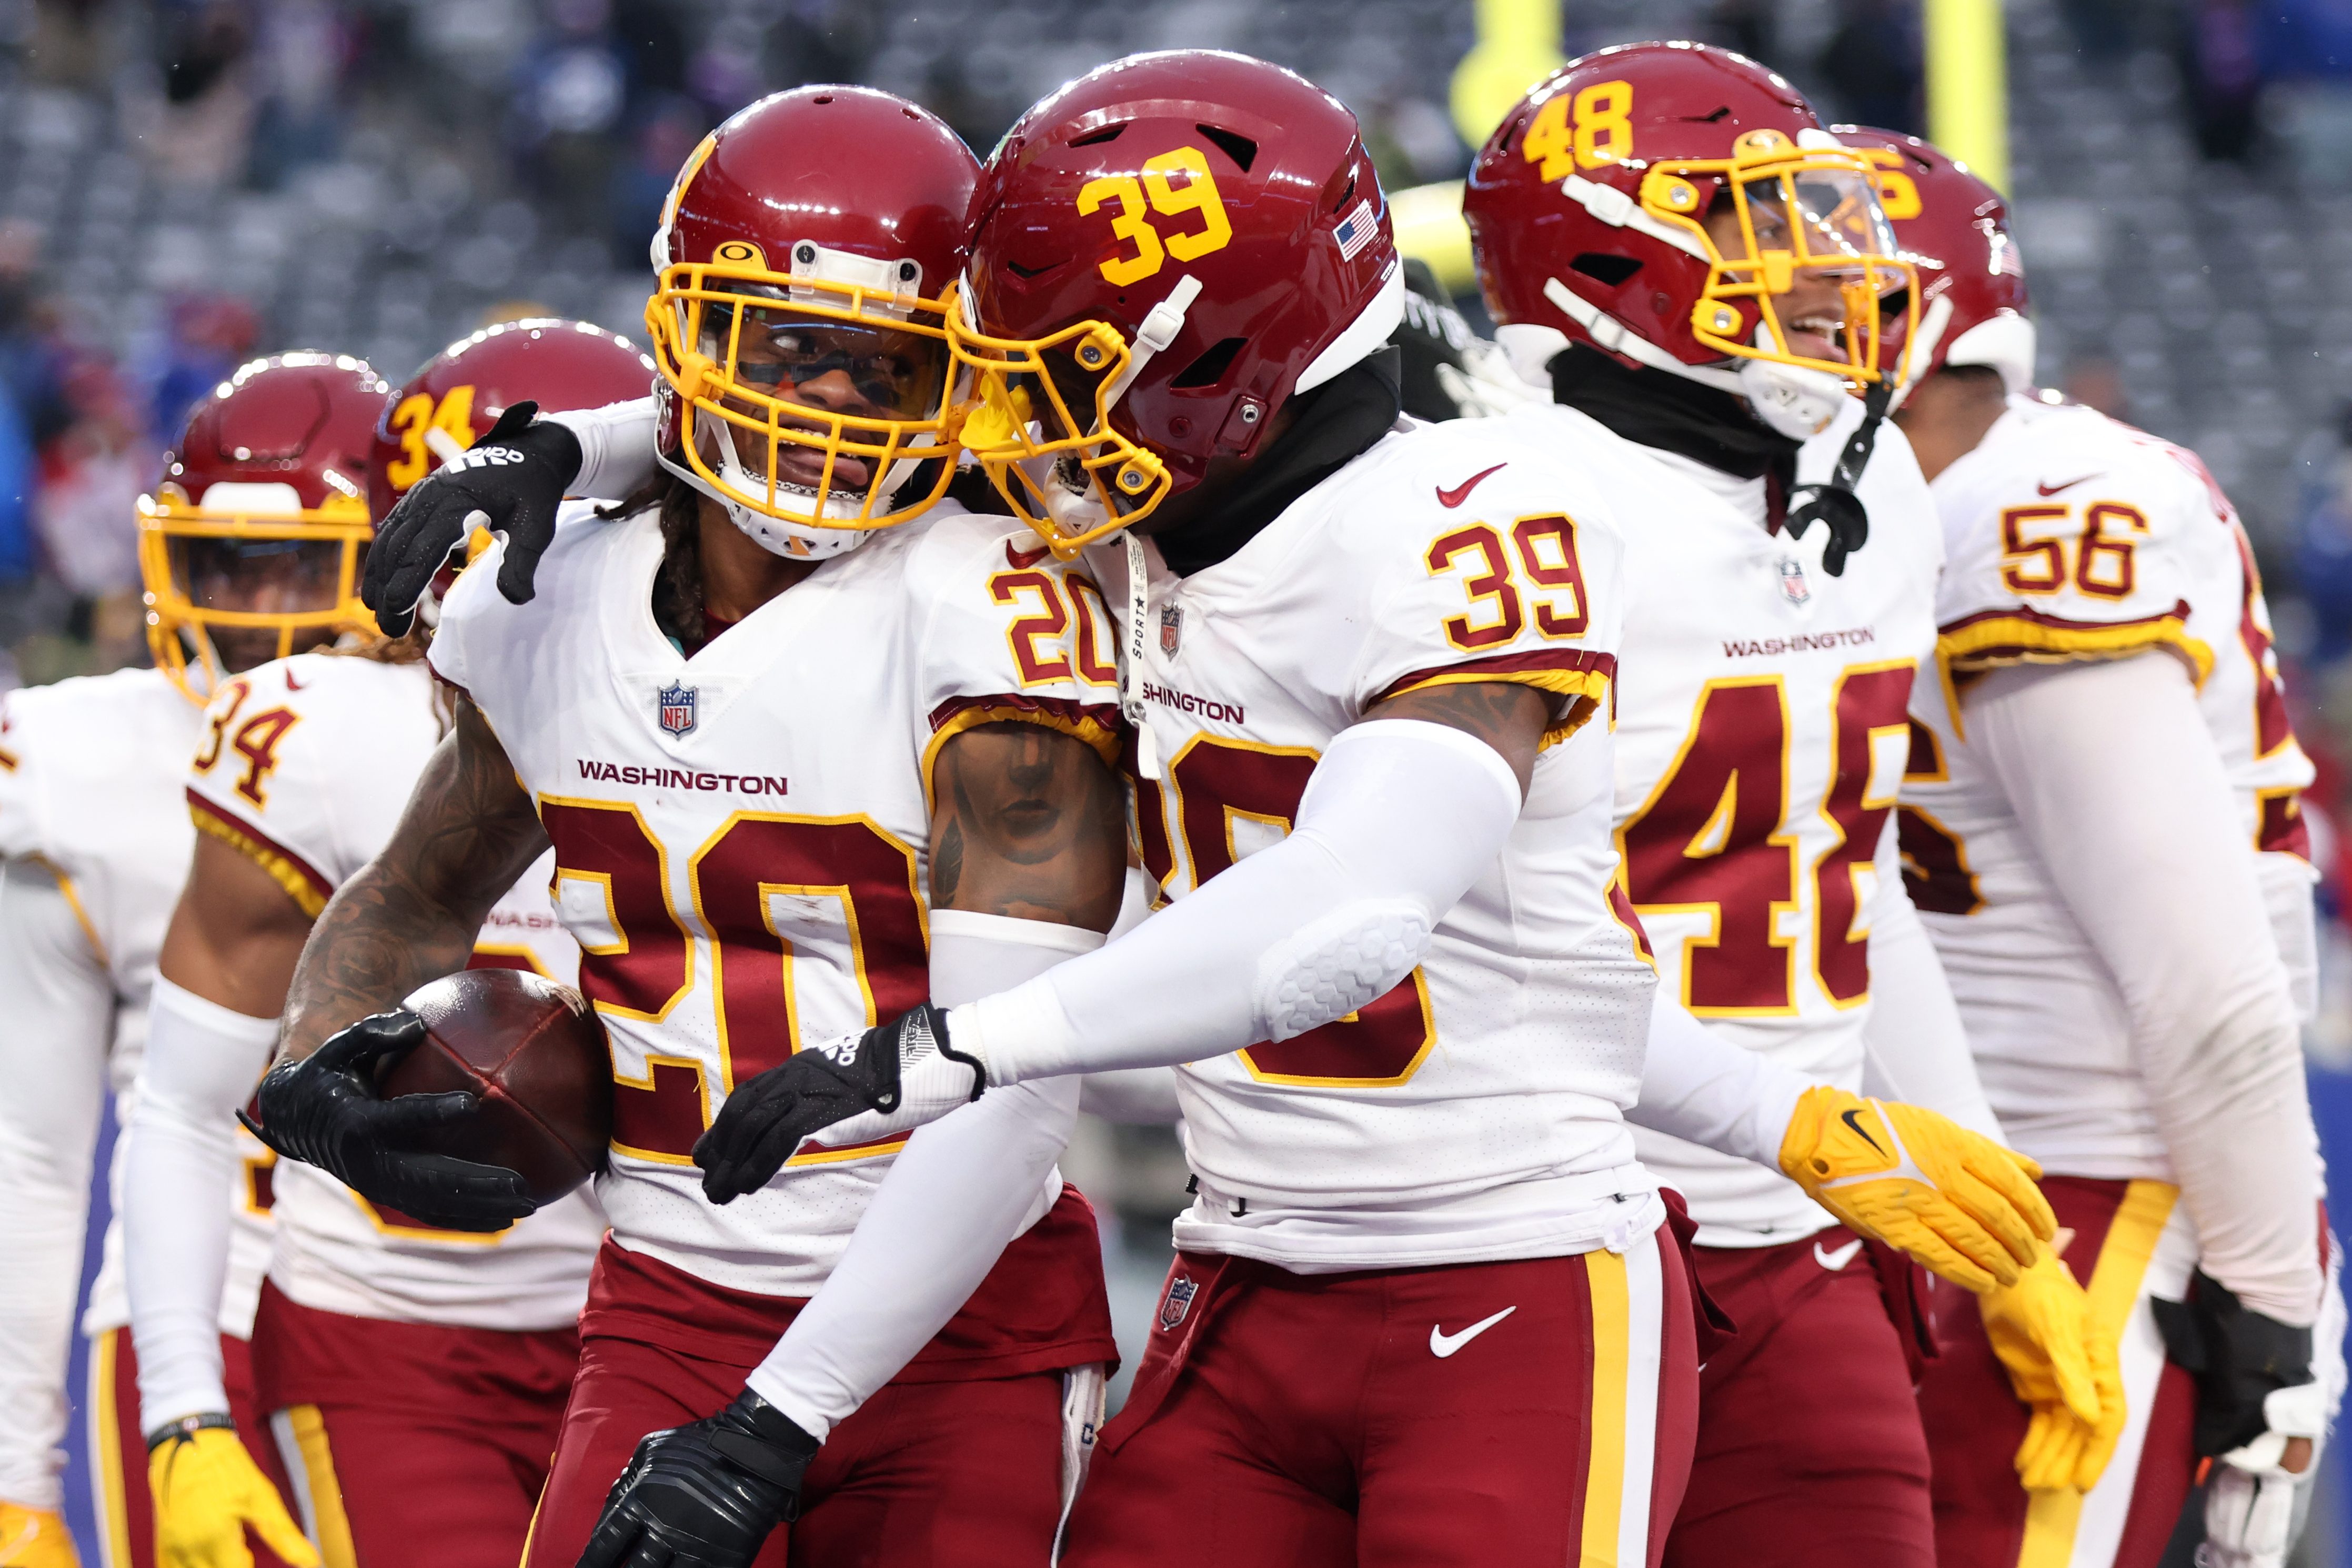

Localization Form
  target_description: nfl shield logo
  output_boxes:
[1776,555,1811,608]
[657,681,698,738]
[1158,1274,1198,1332]
[1159,602,1183,657]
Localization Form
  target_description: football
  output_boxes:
[375,967,612,1204]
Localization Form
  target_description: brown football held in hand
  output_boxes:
[376,967,612,1203]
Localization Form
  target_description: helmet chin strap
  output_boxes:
[1543,276,1892,576]
[1784,379,1893,577]
[1543,278,1746,396]
[1542,276,1853,439]
[671,407,873,560]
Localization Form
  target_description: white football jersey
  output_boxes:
[0,667,275,1336]
[1503,402,1945,1248]
[185,652,601,1329]
[429,500,1120,1297]
[1901,395,2315,1178]
[1090,415,1659,1273]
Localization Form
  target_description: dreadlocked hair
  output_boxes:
[328,627,428,665]
[602,468,705,651]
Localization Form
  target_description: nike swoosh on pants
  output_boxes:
[1814,1237,1865,1271]
[1429,1304,1517,1358]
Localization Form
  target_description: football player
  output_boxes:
[1856,128,2343,1568]
[1449,47,2110,1568]
[653,52,2059,1568]
[0,353,389,1568]
[118,324,647,1568]
[248,88,1128,1568]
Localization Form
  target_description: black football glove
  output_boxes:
[2153,1270,2317,1459]
[692,1003,981,1205]
[237,1011,537,1232]
[576,1390,818,1568]
[360,401,584,636]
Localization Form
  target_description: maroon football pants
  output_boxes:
[1663,1228,1937,1568]
[523,1326,1069,1568]
[524,1210,1116,1568]
[252,1280,579,1568]
[1919,1176,2199,1568]
[1062,1224,1702,1568]
[89,1326,300,1568]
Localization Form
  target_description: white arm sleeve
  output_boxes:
[0,861,114,1512]
[1074,870,1184,1123]
[1967,655,2323,1323]
[2255,851,2320,1024]
[124,977,278,1432]
[545,397,659,500]
[1079,1068,1183,1124]
[950,720,1523,1082]
[1630,987,1808,1168]
[1861,866,2006,1141]
[744,909,1103,1439]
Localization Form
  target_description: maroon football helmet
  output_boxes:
[1465,43,1913,437]
[643,86,979,557]
[1837,126,2035,396]
[952,49,1403,552]
[368,317,656,524]
[139,354,388,698]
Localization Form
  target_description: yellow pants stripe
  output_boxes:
[91,1329,134,1568]
[281,1406,359,1568]
[1581,1248,1633,1567]
[2016,1179,2181,1568]
[517,1489,544,1568]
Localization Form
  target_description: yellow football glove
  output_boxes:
[0,1501,81,1568]
[1985,1244,2127,1493]
[1779,1087,2056,1292]
[148,1424,319,1568]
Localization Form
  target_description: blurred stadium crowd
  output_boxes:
[12,0,2352,1212]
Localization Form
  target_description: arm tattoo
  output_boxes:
[278,697,551,1060]
[928,721,1127,931]
[933,817,966,904]
[1364,679,1551,796]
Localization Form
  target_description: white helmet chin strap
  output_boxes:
[1736,356,1850,440]
[661,414,873,561]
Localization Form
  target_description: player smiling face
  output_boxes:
[1701,166,1898,368]
[697,300,951,498]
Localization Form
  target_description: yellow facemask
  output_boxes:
[136,487,375,702]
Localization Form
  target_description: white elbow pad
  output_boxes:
[1255,898,1433,1041]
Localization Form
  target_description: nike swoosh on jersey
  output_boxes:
[1430,1304,1517,1358]
[1814,1237,1865,1272]
[2036,474,2097,496]
[1435,463,1507,509]
[283,668,307,690]
[1003,538,1051,570]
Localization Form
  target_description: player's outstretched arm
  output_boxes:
[692,685,1545,1191]
[1639,973,2107,1483]
[239,697,551,1231]
[1633,986,2055,1290]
